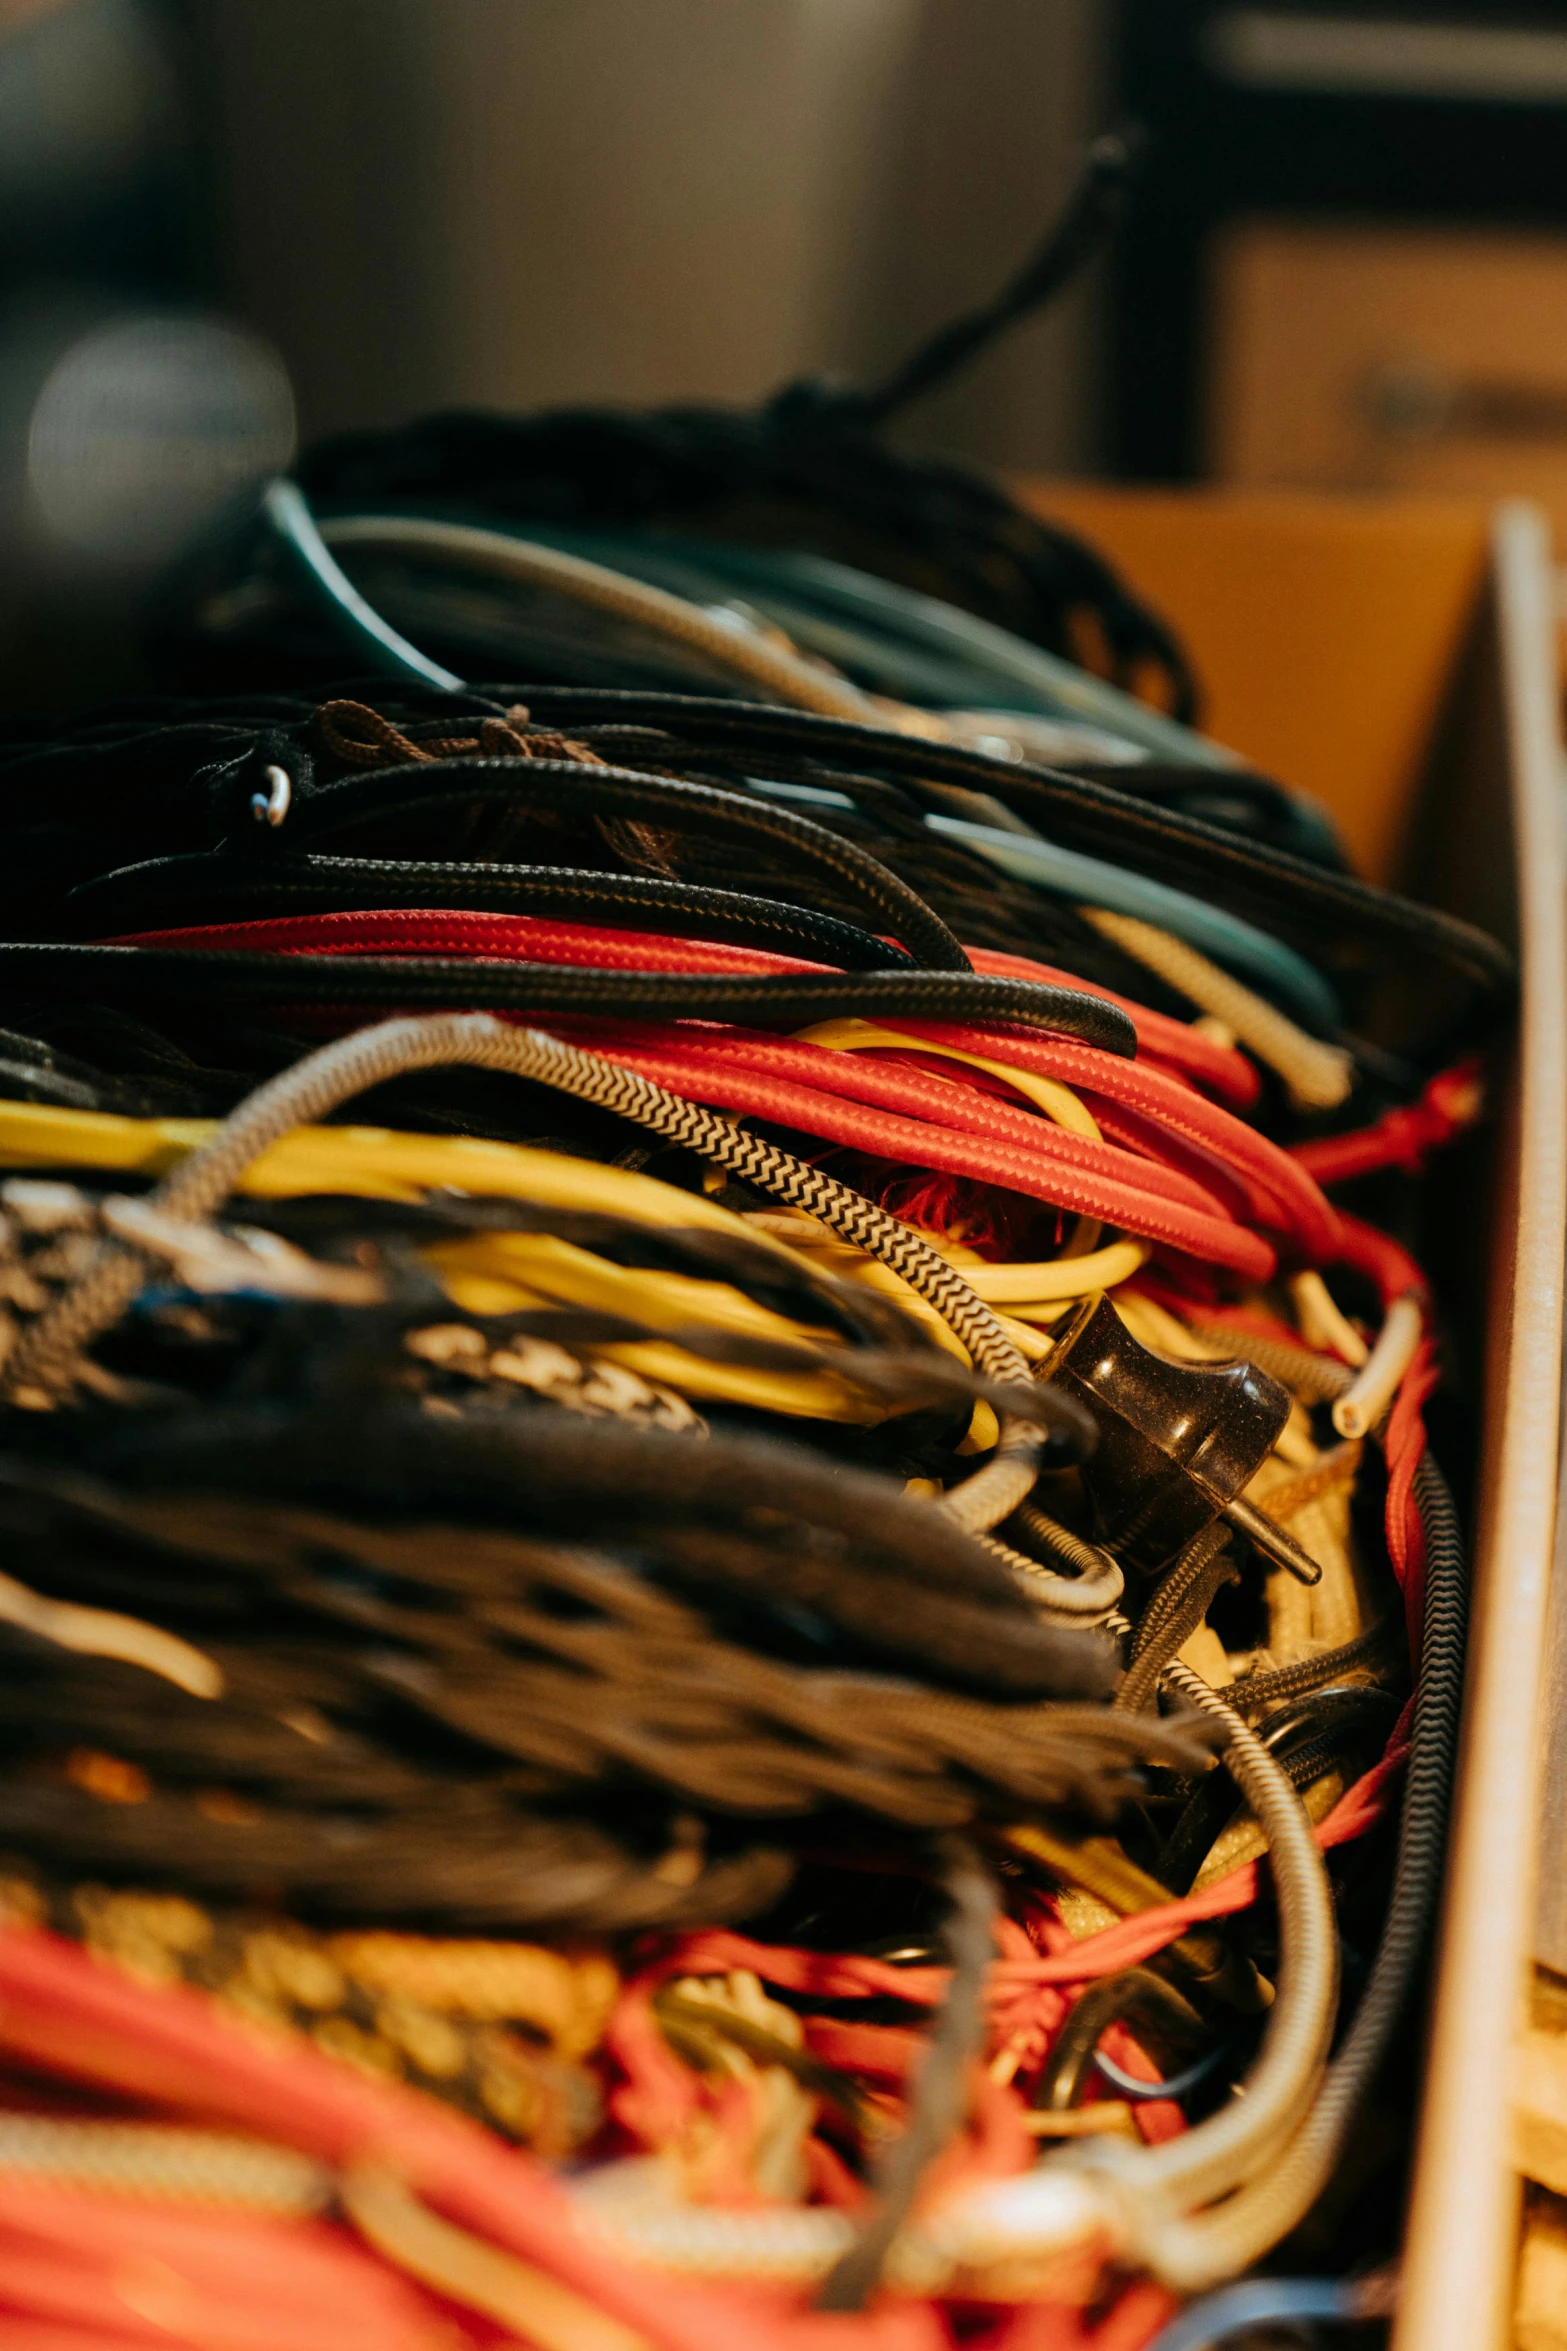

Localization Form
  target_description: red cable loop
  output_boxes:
[573,1020,1241,1221]
[1292,1058,1484,1186]
[965,947,1260,1110]
[896,1024,1341,1264]
[579,1035,1276,1277]
[1332,1211,1429,1307]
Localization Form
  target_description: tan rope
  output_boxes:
[1079,906,1355,1111]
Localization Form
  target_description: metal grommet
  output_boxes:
[250,764,292,827]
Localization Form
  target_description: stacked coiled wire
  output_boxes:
[0,265,1498,2348]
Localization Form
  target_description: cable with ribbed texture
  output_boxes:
[1078,906,1356,1111]
[0,944,1134,1056]
[1,1013,1060,1534]
[1054,1655,1340,2215]
[68,853,913,971]
[286,754,975,974]
[1126,1453,1466,2289]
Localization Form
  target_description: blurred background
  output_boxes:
[9,0,1567,701]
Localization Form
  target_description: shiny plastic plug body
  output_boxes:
[1044,1296,1320,1585]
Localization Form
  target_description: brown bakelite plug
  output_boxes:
[1043,1294,1321,1585]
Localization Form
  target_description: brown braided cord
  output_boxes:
[1188,1324,1354,1406]
[1114,1526,1240,1715]
[0,1498,1208,1836]
[311,697,607,772]
[1251,1443,1362,1524]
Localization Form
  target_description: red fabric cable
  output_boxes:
[0,2328,175,2351]
[1333,1211,1428,1307]
[571,1021,1235,1222]
[659,1711,1410,2014]
[111,911,1261,1112]
[1291,1058,1484,1186]
[0,2186,447,2351]
[573,1032,1276,1277]
[898,1024,1341,1264]
[1384,1340,1442,1657]
[108,913,1263,1110]
[109,911,1334,1261]
[1070,1096,1275,1231]
[965,947,1259,1110]
[111,908,836,979]
[0,1928,860,2351]
[107,914,1302,1274]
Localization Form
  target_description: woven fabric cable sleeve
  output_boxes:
[815,1836,997,2312]
[281,752,983,979]
[545,1656,1339,2288]
[930,1660,1339,2284]
[316,511,886,723]
[1121,1452,1467,2291]
[1078,907,1356,1113]
[1,1013,1060,1534]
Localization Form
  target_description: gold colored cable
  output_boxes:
[1078,908,1355,1111]
[324,1936,618,2057]
[1251,1444,1362,1526]
[342,2163,653,2351]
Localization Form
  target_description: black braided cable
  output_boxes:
[283,756,974,973]
[67,853,914,972]
[816,1838,998,2310]
[0,946,1135,1056]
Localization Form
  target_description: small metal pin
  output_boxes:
[250,764,292,827]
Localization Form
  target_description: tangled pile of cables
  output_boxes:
[0,134,1500,2351]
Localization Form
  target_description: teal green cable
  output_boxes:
[256,492,1341,1027]
[743,778,1340,1030]
[925,812,1339,1028]
[262,480,463,693]
[500,521,1233,768]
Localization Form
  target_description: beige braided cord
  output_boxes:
[1079,906,1354,1111]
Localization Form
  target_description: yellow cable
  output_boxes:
[0,1104,996,1424]
[792,1017,1108,1264]
[0,1103,803,1248]
[744,1212,1148,1308]
[1289,1270,1369,1369]
[427,1229,903,1422]
[794,1018,1102,1139]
